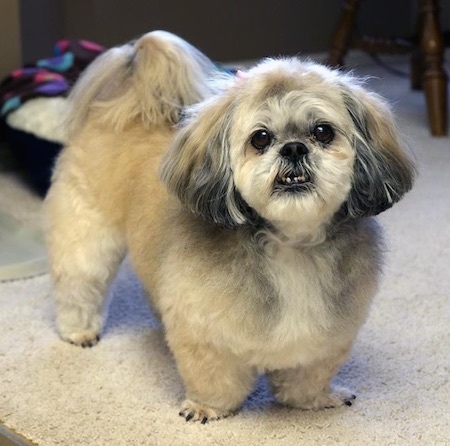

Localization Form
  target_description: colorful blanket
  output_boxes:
[0,40,104,118]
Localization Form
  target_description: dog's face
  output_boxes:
[161,58,415,243]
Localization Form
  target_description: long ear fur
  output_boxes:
[160,87,254,228]
[341,85,416,218]
[66,30,216,139]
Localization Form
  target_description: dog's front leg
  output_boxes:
[268,348,356,410]
[168,338,257,423]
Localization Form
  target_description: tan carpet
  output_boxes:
[1,56,449,445]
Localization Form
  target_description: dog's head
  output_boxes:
[160,58,416,243]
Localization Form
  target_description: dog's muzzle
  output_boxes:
[274,142,313,193]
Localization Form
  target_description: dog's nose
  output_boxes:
[280,142,309,162]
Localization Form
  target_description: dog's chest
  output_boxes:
[268,244,336,328]
[243,243,343,367]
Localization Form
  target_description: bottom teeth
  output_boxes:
[282,176,305,184]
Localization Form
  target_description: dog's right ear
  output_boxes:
[160,89,253,228]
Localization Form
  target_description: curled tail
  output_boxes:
[65,44,134,138]
[66,30,217,140]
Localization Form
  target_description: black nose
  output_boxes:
[280,142,309,162]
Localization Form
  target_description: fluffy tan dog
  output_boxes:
[45,32,416,423]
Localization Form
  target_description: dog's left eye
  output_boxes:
[312,124,334,144]
[250,130,272,151]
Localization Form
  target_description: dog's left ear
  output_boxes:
[341,85,416,218]
[160,88,254,228]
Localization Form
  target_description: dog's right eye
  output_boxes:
[250,130,272,151]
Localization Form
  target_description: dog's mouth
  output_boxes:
[274,169,313,193]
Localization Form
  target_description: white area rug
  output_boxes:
[0,56,449,445]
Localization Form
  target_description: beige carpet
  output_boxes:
[1,55,449,445]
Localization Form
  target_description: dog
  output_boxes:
[45,33,416,423]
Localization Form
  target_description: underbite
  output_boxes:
[274,171,313,193]
[277,174,308,185]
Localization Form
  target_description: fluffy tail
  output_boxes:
[65,44,134,138]
[66,30,217,139]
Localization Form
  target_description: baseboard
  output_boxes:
[0,424,37,446]
[225,47,450,70]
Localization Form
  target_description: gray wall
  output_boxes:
[61,0,345,61]
[6,0,450,72]
[0,0,22,79]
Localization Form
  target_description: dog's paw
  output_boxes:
[295,386,356,410]
[61,330,100,348]
[320,387,357,409]
[179,399,233,424]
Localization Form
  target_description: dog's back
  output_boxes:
[49,30,218,229]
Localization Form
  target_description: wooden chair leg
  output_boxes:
[327,0,362,67]
[419,0,448,136]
